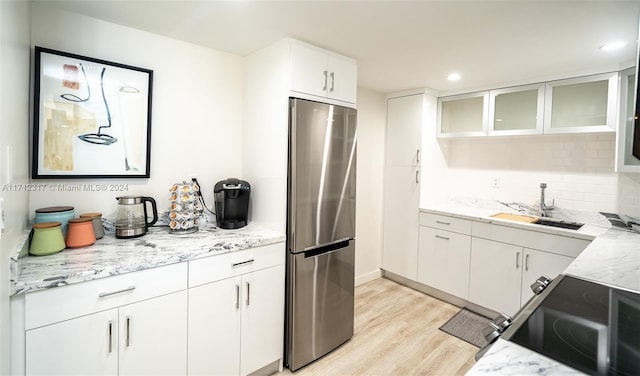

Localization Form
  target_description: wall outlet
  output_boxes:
[491,177,501,189]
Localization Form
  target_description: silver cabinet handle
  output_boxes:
[525,254,530,271]
[246,282,251,306]
[416,149,420,163]
[232,259,255,267]
[235,284,240,310]
[435,234,450,240]
[98,285,136,298]
[415,170,420,184]
[108,321,113,353]
[435,220,450,225]
[126,316,131,347]
[330,72,335,92]
[516,252,521,269]
[322,70,328,91]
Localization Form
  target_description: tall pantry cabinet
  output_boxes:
[382,94,424,279]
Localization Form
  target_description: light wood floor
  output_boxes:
[280,277,478,376]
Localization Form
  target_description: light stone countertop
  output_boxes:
[421,198,640,375]
[10,222,285,296]
[466,339,584,376]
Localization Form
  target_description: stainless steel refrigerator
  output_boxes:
[285,98,357,371]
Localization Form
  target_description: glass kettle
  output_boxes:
[115,196,158,238]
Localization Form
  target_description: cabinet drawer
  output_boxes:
[188,242,285,288]
[419,212,471,235]
[25,262,187,330]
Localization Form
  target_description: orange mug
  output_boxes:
[65,218,96,248]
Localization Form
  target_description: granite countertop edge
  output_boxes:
[10,223,285,297]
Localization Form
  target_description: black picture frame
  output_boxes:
[32,46,153,179]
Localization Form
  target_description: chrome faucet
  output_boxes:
[539,183,554,217]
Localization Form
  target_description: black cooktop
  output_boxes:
[509,276,640,375]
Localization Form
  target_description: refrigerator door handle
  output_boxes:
[303,238,352,258]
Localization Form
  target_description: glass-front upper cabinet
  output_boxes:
[488,84,545,136]
[437,91,488,137]
[543,72,618,134]
[616,67,640,173]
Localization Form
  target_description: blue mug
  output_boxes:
[35,206,75,237]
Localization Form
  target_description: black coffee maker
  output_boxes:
[214,178,250,229]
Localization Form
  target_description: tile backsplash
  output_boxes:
[440,133,640,217]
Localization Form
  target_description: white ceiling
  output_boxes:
[38,0,640,94]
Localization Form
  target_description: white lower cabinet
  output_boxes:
[417,226,471,299]
[469,238,526,316]
[520,247,573,306]
[414,212,589,317]
[16,243,286,376]
[187,243,285,376]
[22,263,188,376]
[240,265,285,375]
[26,309,119,375]
[188,277,240,375]
[118,291,187,376]
[469,237,575,316]
[188,264,284,376]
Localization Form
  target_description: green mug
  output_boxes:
[29,222,66,256]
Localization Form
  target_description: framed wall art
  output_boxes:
[32,46,153,179]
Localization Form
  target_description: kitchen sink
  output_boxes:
[533,218,584,230]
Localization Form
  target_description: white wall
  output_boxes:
[435,132,640,217]
[28,4,244,219]
[354,88,386,285]
[0,0,31,372]
[28,6,388,285]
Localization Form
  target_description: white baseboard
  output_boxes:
[355,269,382,286]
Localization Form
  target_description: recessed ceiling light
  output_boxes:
[600,41,626,51]
[447,73,461,81]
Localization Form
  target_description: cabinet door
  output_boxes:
[290,43,329,99]
[26,309,118,376]
[382,165,420,280]
[469,238,522,316]
[544,72,618,133]
[119,291,187,376]
[326,55,357,103]
[616,67,640,172]
[521,248,573,306]
[437,92,489,137]
[488,84,544,136]
[188,277,241,376]
[417,226,471,299]
[240,265,285,375]
[386,94,423,166]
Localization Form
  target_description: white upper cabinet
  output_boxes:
[437,71,620,138]
[616,67,640,173]
[386,94,423,166]
[290,41,357,104]
[488,84,545,136]
[544,72,618,134]
[437,92,489,137]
